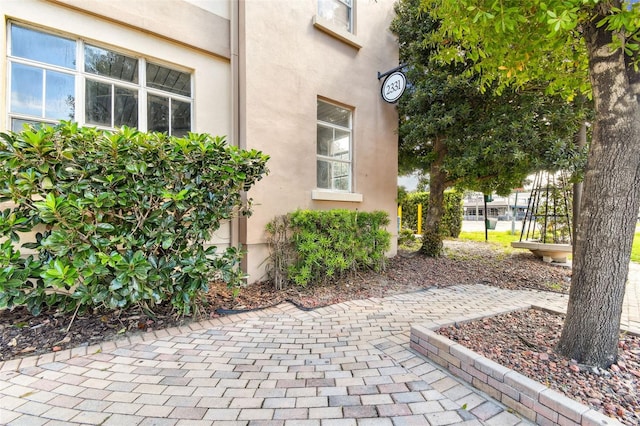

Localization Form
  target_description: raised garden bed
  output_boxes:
[410,311,625,426]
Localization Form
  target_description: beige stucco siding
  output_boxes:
[45,0,231,58]
[239,0,399,281]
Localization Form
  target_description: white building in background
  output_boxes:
[463,192,531,221]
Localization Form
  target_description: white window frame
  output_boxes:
[316,99,353,193]
[6,22,193,135]
[317,0,354,33]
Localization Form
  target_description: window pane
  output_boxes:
[317,126,350,159]
[317,100,350,127]
[11,119,43,133]
[318,0,352,32]
[114,87,138,128]
[11,63,43,116]
[331,129,350,159]
[317,125,333,156]
[85,45,138,83]
[317,159,350,191]
[11,25,76,69]
[147,63,191,96]
[332,161,350,190]
[148,94,169,133]
[317,160,330,189]
[171,99,191,137]
[85,80,112,126]
[45,70,75,120]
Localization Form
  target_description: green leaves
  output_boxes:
[546,8,579,32]
[266,210,390,287]
[40,259,78,288]
[0,122,269,316]
[392,0,590,197]
[419,0,595,96]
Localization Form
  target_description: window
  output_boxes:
[7,23,192,136]
[317,0,353,33]
[317,100,352,192]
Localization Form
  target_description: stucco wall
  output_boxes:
[239,0,399,282]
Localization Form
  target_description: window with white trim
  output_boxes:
[317,99,352,191]
[7,23,192,136]
[317,0,353,33]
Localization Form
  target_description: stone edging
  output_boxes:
[409,309,625,426]
[0,303,296,372]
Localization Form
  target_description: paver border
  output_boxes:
[409,305,628,426]
[0,303,296,373]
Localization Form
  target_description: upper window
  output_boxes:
[317,0,353,33]
[8,23,192,136]
[317,100,352,192]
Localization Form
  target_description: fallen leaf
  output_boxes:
[53,335,71,346]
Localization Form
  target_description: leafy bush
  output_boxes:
[397,228,417,248]
[266,209,390,287]
[0,122,269,315]
[400,191,463,237]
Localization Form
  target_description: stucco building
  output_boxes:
[0,0,399,282]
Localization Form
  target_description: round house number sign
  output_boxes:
[381,71,406,103]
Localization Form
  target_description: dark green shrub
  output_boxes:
[266,209,390,287]
[400,191,463,238]
[0,122,269,315]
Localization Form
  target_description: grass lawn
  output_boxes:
[458,230,640,263]
[456,230,521,250]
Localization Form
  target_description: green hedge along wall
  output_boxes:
[265,209,390,288]
[400,191,463,238]
[0,122,269,316]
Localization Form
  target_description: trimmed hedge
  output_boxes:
[400,191,463,238]
[0,122,269,315]
[266,209,390,288]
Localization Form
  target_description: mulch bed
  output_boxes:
[439,309,640,425]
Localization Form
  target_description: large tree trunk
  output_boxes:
[556,11,640,367]
[420,136,447,257]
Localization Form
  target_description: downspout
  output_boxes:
[231,0,248,275]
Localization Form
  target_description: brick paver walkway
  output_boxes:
[0,268,638,425]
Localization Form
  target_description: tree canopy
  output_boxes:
[392,0,588,256]
[394,0,589,194]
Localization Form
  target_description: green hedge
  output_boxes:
[400,191,463,238]
[0,122,269,315]
[266,209,390,288]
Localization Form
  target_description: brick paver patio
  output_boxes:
[0,264,638,425]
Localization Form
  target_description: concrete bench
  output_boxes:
[510,241,572,263]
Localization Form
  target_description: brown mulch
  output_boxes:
[205,240,572,313]
[2,239,636,423]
